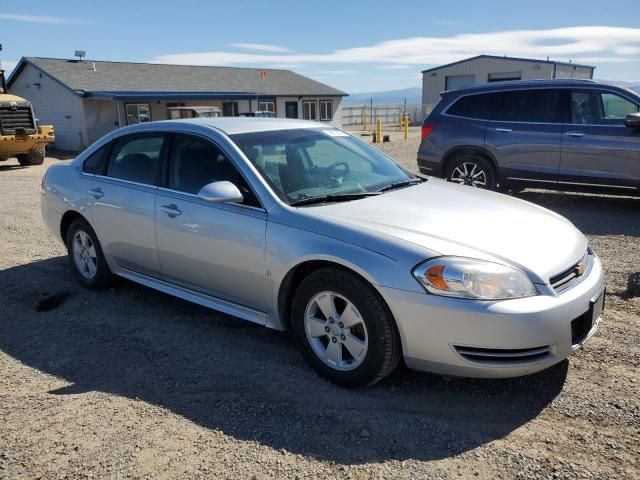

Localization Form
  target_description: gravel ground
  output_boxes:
[1,133,639,479]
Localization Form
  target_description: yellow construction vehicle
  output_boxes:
[0,69,54,166]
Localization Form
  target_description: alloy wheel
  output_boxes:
[303,291,369,371]
[72,230,98,279]
[450,161,487,188]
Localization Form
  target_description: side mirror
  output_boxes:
[197,181,244,203]
[625,112,640,128]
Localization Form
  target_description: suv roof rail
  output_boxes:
[442,78,600,95]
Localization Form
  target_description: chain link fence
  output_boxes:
[341,104,433,127]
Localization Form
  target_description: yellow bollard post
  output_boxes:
[375,118,382,144]
[404,114,409,140]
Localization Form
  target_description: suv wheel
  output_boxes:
[446,154,496,190]
[65,218,114,289]
[292,268,401,387]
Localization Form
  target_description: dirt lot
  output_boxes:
[1,132,639,479]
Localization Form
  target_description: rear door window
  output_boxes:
[492,89,561,123]
[106,134,166,185]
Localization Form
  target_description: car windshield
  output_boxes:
[230,128,418,205]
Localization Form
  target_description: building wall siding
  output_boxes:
[9,64,88,151]
[422,58,594,106]
[554,64,594,80]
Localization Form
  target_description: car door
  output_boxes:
[484,88,563,186]
[559,88,640,190]
[83,133,167,276]
[155,132,268,314]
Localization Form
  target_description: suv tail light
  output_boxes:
[421,123,435,141]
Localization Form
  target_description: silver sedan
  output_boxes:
[41,118,605,387]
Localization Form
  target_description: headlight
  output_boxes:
[413,257,537,300]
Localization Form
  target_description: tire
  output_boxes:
[17,146,46,166]
[65,218,114,289]
[291,267,401,387]
[445,154,496,190]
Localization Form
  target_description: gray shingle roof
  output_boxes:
[13,57,347,96]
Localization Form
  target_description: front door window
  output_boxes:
[570,90,639,125]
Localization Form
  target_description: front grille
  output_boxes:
[550,251,591,293]
[454,345,551,364]
[0,105,36,135]
[571,311,593,345]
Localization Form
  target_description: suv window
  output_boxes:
[571,90,639,125]
[106,134,165,185]
[82,143,111,175]
[492,89,560,123]
[168,133,260,207]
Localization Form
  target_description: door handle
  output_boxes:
[160,204,182,218]
[566,131,586,137]
[495,128,512,133]
[88,188,104,199]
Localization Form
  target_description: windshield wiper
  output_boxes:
[289,192,381,207]
[377,177,425,193]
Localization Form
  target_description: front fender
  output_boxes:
[265,221,423,330]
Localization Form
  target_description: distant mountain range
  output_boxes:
[343,87,421,105]
[344,81,640,106]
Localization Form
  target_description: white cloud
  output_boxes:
[151,26,640,68]
[317,69,358,75]
[0,13,83,24]
[0,60,17,75]
[376,65,412,70]
[229,43,292,53]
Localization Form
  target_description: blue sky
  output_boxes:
[1,0,639,93]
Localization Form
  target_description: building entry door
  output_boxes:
[285,101,299,119]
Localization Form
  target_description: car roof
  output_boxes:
[154,117,332,135]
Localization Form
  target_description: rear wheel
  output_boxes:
[445,154,496,190]
[292,268,401,387]
[65,218,114,289]
[17,146,46,166]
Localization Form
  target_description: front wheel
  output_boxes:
[446,155,496,190]
[292,268,401,387]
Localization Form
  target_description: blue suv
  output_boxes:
[418,80,640,194]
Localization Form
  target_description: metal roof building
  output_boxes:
[422,55,595,107]
[8,57,347,150]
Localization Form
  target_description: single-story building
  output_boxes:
[7,57,347,151]
[422,55,595,106]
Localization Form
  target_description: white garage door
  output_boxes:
[445,74,476,90]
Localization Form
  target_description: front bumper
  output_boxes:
[380,256,605,378]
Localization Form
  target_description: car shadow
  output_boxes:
[0,256,568,464]
[515,190,640,237]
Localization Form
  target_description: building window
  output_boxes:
[302,100,317,120]
[258,101,275,113]
[319,100,333,121]
[125,103,152,125]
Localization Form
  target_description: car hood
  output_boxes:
[306,179,587,283]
